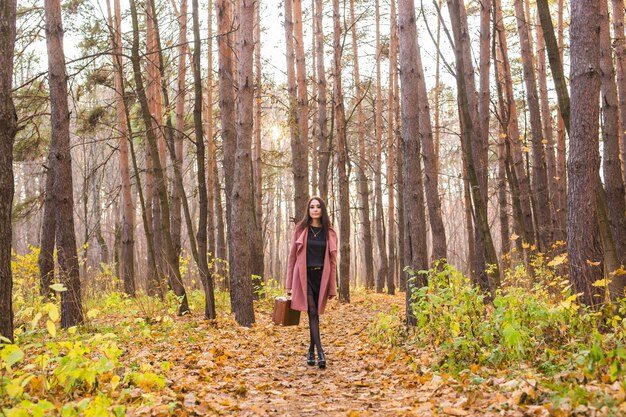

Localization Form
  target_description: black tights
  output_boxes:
[307,293,323,355]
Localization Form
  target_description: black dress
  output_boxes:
[306,226,326,306]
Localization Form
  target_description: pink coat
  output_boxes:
[285,225,338,314]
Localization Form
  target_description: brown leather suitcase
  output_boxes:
[272,297,301,326]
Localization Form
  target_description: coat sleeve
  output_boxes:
[328,236,338,297]
[286,229,298,290]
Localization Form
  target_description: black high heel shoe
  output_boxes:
[317,352,326,369]
[306,350,316,366]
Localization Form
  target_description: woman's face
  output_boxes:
[309,199,322,221]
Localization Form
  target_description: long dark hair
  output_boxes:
[296,196,331,232]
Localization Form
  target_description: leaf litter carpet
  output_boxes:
[126,293,539,417]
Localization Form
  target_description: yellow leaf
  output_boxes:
[523,146,530,152]
[586,259,601,266]
[592,278,611,287]
[548,253,567,267]
[87,309,99,319]
[610,266,626,276]
[111,375,120,390]
[31,313,42,329]
[48,304,59,322]
[522,242,530,249]
[510,233,520,241]
[541,139,548,144]
[500,133,507,138]
[68,326,77,335]
[46,320,56,337]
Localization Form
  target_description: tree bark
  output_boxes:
[206,0,216,260]
[333,0,351,303]
[109,0,135,296]
[191,0,217,319]
[285,0,308,219]
[171,0,188,265]
[349,0,375,289]
[513,0,553,251]
[599,0,626,275]
[374,0,388,293]
[568,0,605,307]
[314,0,330,203]
[412,20,447,264]
[398,0,429,325]
[230,0,256,326]
[0,0,17,342]
[293,0,309,202]
[447,0,500,292]
[45,0,84,327]
[387,0,398,295]
[611,0,626,187]
[38,160,56,299]
[535,11,562,243]
[129,0,189,315]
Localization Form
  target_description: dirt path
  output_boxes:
[129,293,524,416]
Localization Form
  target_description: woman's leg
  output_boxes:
[307,292,322,355]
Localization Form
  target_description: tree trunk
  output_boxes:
[284,0,307,221]
[535,11,562,243]
[38,161,56,299]
[568,0,605,307]
[513,0,553,251]
[494,0,535,248]
[387,0,398,295]
[293,0,309,206]
[191,0,216,319]
[398,0,429,325]
[206,0,216,261]
[447,0,500,292]
[45,0,84,327]
[314,0,330,203]
[0,0,17,343]
[599,0,626,275]
[171,0,188,265]
[611,0,626,187]
[129,0,189,315]
[230,0,256,326]
[413,21,447,264]
[333,0,351,303]
[349,0,375,289]
[374,0,388,293]
[109,0,135,296]
[251,0,264,294]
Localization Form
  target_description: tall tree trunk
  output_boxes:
[350,0,375,289]
[611,0,626,184]
[310,0,318,196]
[568,0,605,307]
[513,0,553,251]
[497,128,510,269]
[108,0,135,296]
[374,0,388,293]
[494,0,535,248]
[216,0,236,287]
[293,0,309,199]
[599,0,626,273]
[333,0,351,303]
[38,161,56,299]
[45,0,84,327]
[285,0,307,219]
[129,0,190,315]
[448,0,500,292]
[387,0,398,295]
[398,0,429,325]
[315,0,329,203]
[413,18,447,264]
[206,0,216,260]
[192,0,217,319]
[250,0,264,293]
[0,0,17,342]
[535,11,562,243]
[171,0,188,264]
[230,0,256,326]
[556,0,566,235]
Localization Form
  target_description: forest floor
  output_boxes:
[116,292,556,417]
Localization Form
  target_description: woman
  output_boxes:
[286,196,337,368]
